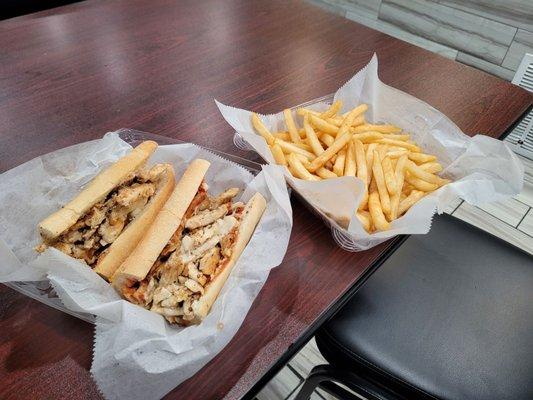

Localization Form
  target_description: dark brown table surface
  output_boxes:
[0,0,531,399]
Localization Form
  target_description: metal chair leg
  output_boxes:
[294,364,394,400]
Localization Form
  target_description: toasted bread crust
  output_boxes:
[38,141,158,241]
[112,159,211,285]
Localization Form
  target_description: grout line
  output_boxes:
[450,200,464,215]
[454,203,525,231]
[512,196,533,208]
[516,207,532,230]
[284,382,303,400]
[500,27,518,65]
[377,0,383,18]
[472,204,524,228]
[434,2,521,32]
[287,363,305,381]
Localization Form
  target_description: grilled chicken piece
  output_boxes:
[185,203,231,230]
[199,247,220,275]
[98,214,126,244]
[115,182,155,208]
[180,216,238,264]
[199,187,239,211]
[186,262,207,286]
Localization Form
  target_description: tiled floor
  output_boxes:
[256,152,533,399]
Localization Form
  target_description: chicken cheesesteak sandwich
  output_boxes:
[36,141,175,280]
[112,159,266,325]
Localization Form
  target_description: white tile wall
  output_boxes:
[307,0,533,81]
[379,0,516,64]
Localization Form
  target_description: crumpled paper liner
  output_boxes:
[216,54,524,250]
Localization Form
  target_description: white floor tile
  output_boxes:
[444,197,463,215]
[286,384,325,400]
[289,338,327,378]
[453,202,533,255]
[476,198,530,227]
[257,365,302,400]
[517,209,533,237]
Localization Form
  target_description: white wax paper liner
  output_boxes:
[0,132,293,400]
[215,54,524,250]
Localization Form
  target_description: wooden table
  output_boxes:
[0,0,531,399]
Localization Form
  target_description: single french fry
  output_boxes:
[287,153,321,181]
[382,134,410,141]
[297,108,320,117]
[344,140,357,177]
[382,156,398,195]
[273,132,290,141]
[402,182,415,195]
[333,148,346,176]
[304,114,325,156]
[419,162,443,174]
[326,117,343,127]
[348,104,368,119]
[284,109,301,144]
[356,211,371,232]
[404,173,438,192]
[329,115,365,127]
[308,132,352,172]
[389,155,407,220]
[399,190,426,215]
[386,149,409,159]
[321,100,342,119]
[251,113,275,145]
[319,133,335,147]
[353,124,401,134]
[359,191,369,212]
[294,153,311,167]
[352,115,366,127]
[369,191,390,231]
[354,139,367,185]
[292,142,314,152]
[316,167,338,179]
[352,131,384,142]
[377,138,420,152]
[337,106,365,138]
[408,152,437,164]
[372,150,391,216]
[405,160,447,185]
[365,143,378,178]
[378,144,389,161]
[309,115,339,135]
[270,143,287,166]
[275,139,315,160]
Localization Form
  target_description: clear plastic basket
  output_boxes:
[232,94,366,252]
[4,128,263,323]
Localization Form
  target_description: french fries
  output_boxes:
[303,114,325,156]
[250,101,451,233]
[270,143,287,166]
[344,140,356,177]
[284,109,301,144]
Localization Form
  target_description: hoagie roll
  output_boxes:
[113,159,266,325]
[36,141,175,280]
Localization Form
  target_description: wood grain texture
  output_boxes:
[0,0,531,399]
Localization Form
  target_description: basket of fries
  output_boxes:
[217,55,524,251]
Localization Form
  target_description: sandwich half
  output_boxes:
[113,158,266,325]
[36,141,175,280]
